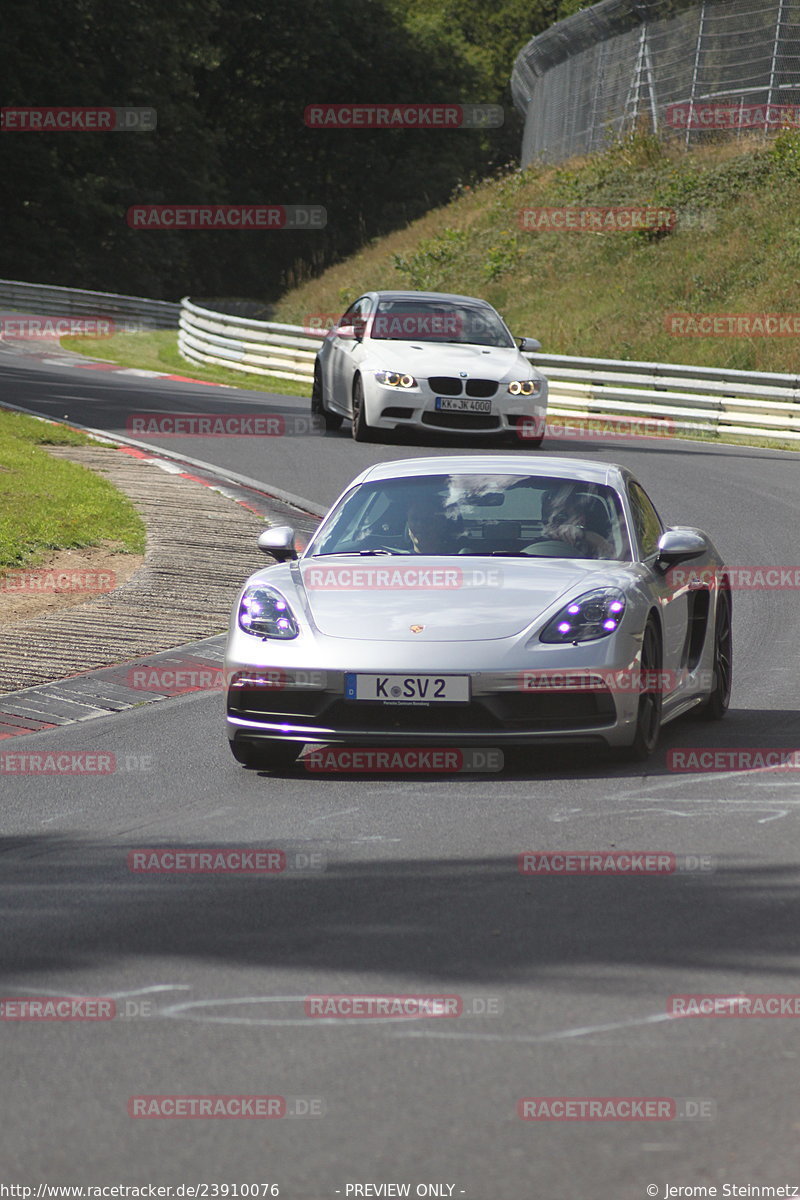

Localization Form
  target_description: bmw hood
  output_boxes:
[368,341,537,382]
[283,556,617,642]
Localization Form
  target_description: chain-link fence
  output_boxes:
[512,0,800,164]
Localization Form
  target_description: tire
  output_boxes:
[618,617,663,762]
[351,375,379,443]
[693,591,732,721]
[311,362,343,431]
[230,740,299,770]
[512,416,544,448]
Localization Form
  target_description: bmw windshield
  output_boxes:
[369,301,516,348]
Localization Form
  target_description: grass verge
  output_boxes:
[0,410,147,571]
[61,329,312,398]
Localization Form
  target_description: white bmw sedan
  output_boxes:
[311,290,548,444]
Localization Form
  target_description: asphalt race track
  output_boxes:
[2,339,800,1199]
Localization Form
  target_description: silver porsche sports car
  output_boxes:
[225,455,732,769]
[311,290,548,444]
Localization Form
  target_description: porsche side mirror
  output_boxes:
[518,336,542,353]
[258,526,298,562]
[656,528,707,571]
[335,324,357,340]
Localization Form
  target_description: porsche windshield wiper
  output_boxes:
[457,550,532,557]
[309,549,406,557]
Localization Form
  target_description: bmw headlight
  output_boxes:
[375,371,416,388]
[238,585,299,639]
[540,588,626,644]
[508,379,542,396]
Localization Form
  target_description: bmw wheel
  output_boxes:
[351,375,379,443]
[311,362,343,431]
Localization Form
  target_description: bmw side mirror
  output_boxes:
[518,337,542,353]
[656,528,707,571]
[335,324,356,340]
[257,526,298,562]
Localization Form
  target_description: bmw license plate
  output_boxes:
[345,673,470,703]
[435,397,492,414]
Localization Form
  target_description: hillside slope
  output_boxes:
[273,131,800,373]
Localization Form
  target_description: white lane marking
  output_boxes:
[160,994,436,1026]
[1,984,190,999]
[306,808,361,823]
[348,836,403,843]
[636,763,800,794]
[603,803,791,823]
[146,459,185,474]
[392,1000,746,1044]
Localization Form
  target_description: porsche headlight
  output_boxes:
[540,588,626,644]
[375,371,416,388]
[508,379,542,396]
[238,585,299,639]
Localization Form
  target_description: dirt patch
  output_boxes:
[0,543,144,625]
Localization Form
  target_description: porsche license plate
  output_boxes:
[345,673,470,702]
[435,397,492,414]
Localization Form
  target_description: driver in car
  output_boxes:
[406,501,465,555]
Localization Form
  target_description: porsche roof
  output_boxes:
[357,455,625,487]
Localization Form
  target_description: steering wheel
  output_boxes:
[522,537,579,558]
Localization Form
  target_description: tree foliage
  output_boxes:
[0,0,567,300]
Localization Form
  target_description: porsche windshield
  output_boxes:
[369,302,515,348]
[309,474,631,561]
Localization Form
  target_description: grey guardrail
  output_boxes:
[179,296,322,382]
[178,298,800,441]
[0,278,179,330]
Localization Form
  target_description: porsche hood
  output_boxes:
[261,556,625,642]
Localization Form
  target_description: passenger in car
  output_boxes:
[541,486,616,558]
